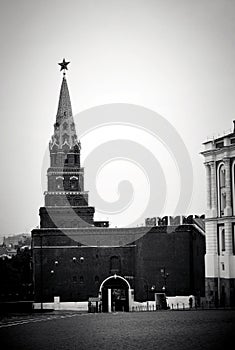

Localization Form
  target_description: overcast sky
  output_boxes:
[1,0,235,238]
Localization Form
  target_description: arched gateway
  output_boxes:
[99,275,131,312]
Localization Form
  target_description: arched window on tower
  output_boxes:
[70,176,79,191]
[218,164,226,216]
[56,176,64,190]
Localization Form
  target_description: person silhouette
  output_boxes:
[189,296,193,309]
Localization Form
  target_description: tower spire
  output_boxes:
[50,59,79,150]
[56,75,73,122]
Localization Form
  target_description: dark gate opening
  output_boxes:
[101,277,129,312]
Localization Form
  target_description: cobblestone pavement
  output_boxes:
[0,310,83,328]
[1,309,235,350]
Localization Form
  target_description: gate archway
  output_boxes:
[99,274,131,312]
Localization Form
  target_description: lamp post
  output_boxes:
[132,277,157,309]
[40,234,43,310]
[160,267,169,294]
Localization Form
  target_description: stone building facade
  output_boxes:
[32,63,205,311]
[202,123,235,306]
[32,222,205,310]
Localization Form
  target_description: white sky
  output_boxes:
[0,0,235,238]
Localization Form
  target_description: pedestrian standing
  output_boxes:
[189,297,193,309]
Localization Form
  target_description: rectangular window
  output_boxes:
[216,141,224,148]
[221,229,225,251]
[217,224,225,255]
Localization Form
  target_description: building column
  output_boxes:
[210,161,217,217]
[108,288,112,313]
[205,163,212,216]
[224,158,232,216]
[128,289,134,312]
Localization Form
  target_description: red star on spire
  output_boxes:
[58,58,70,72]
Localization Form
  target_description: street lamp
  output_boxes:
[160,267,169,293]
[131,277,157,308]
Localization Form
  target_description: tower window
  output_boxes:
[79,276,84,284]
[70,176,78,190]
[71,181,77,190]
[71,122,75,131]
[63,122,68,130]
[56,177,64,190]
[74,144,79,153]
[54,122,60,131]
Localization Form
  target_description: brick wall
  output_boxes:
[32,225,205,303]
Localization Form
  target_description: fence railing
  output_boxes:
[131,301,230,312]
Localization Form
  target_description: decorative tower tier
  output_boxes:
[39,59,95,228]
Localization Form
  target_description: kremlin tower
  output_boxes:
[39,59,95,229]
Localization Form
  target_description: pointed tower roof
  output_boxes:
[50,60,80,151]
[56,76,73,123]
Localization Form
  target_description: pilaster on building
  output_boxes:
[201,122,235,306]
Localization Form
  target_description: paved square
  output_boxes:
[1,310,235,350]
